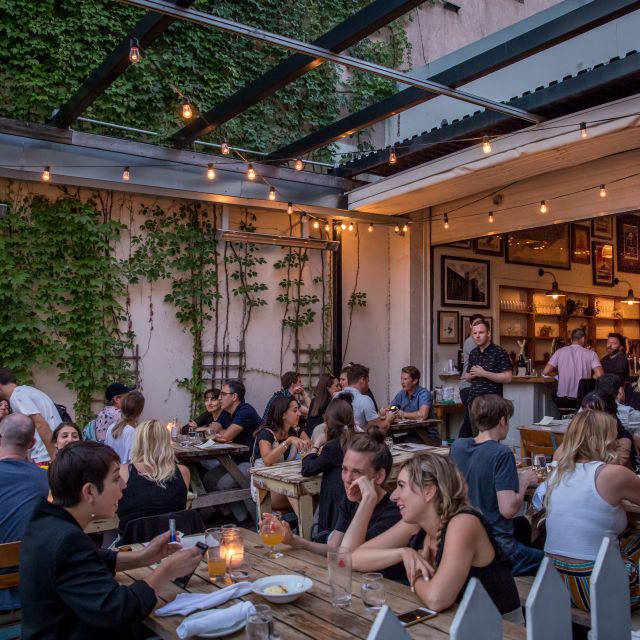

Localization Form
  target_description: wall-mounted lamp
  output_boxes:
[538,268,566,299]
[614,278,640,305]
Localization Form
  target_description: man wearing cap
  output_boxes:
[95,383,133,443]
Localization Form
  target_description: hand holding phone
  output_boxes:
[172,542,208,589]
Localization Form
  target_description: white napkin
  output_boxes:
[156,581,252,616]
[196,439,227,449]
[176,601,255,639]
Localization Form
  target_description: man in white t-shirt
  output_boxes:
[0,368,60,463]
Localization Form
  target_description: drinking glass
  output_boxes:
[205,527,222,547]
[384,437,394,450]
[327,547,352,607]
[533,454,547,481]
[259,514,285,559]
[229,553,251,580]
[207,546,226,583]
[246,604,272,640]
[361,573,385,611]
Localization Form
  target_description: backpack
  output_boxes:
[83,419,98,442]
[55,403,72,423]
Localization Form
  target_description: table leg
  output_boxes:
[187,463,206,495]
[289,495,315,541]
[255,487,271,526]
[520,433,529,464]
[217,455,255,516]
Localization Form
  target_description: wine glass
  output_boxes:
[259,514,285,559]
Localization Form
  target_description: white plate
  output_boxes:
[181,610,246,638]
[252,574,313,604]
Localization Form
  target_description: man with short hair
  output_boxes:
[459,314,484,438]
[262,371,311,423]
[0,368,59,463]
[94,382,133,443]
[601,333,630,381]
[543,328,603,410]
[0,413,49,612]
[451,395,542,576]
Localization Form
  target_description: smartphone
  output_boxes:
[388,405,399,411]
[398,607,438,627]
[172,541,208,589]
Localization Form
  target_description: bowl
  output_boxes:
[251,574,313,604]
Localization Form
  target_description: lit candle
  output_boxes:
[220,531,244,569]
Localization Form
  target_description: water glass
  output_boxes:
[246,604,272,640]
[361,573,385,611]
[205,527,222,546]
[229,553,251,580]
[327,548,352,607]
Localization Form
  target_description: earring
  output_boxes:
[91,513,95,518]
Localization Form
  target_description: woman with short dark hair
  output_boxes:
[52,421,83,450]
[20,441,203,640]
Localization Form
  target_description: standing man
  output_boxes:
[601,333,630,381]
[0,368,59,463]
[262,371,311,423]
[543,328,603,410]
[459,314,485,438]
[463,320,513,436]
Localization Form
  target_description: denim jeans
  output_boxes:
[511,540,544,576]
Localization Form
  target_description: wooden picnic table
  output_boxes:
[388,418,442,445]
[173,441,252,514]
[116,529,526,639]
[433,402,464,440]
[251,445,450,540]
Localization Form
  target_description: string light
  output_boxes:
[300,213,307,223]
[402,224,409,233]
[324,223,330,232]
[394,224,400,233]
[599,184,607,197]
[488,211,494,223]
[335,224,342,233]
[540,200,548,214]
[367,224,373,232]
[287,202,293,215]
[129,39,140,63]
[42,166,50,182]
[181,100,193,120]
[122,166,130,181]
[444,214,449,230]
[482,136,492,154]
[221,140,230,155]
[313,220,320,229]
[294,158,304,171]
[247,164,256,180]
[348,223,354,232]
[389,148,397,165]
[268,186,276,201]
[580,122,588,139]
[207,164,215,180]
[341,222,347,230]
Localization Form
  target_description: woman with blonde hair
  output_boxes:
[544,409,640,610]
[116,419,190,536]
[105,390,145,463]
[352,452,520,617]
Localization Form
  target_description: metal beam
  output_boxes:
[120,0,543,126]
[51,0,196,129]
[171,0,427,148]
[268,0,640,161]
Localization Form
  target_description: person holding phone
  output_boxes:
[20,441,203,640]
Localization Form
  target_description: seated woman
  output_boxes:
[305,374,340,437]
[186,387,230,434]
[105,390,145,464]
[545,409,640,611]
[352,452,521,618]
[20,441,203,640]
[52,421,83,451]
[301,396,354,539]
[251,396,310,510]
[117,419,190,537]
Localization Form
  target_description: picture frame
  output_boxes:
[460,315,493,347]
[441,255,490,308]
[438,310,460,344]
[505,224,570,269]
[570,224,591,265]
[473,235,503,256]
[592,215,614,240]
[592,240,614,286]
[445,240,472,249]
[616,213,640,274]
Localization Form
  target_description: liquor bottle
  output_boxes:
[517,353,527,377]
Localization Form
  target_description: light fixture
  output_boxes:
[482,135,492,154]
[444,214,449,230]
[580,122,588,139]
[215,228,339,251]
[287,202,293,215]
[294,158,304,171]
[129,39,140,63]
[42,166,51,182]
[389,148,397,165]
[488,211,494,223]
[300,213,307,223]
[348,223,354,232]
[324,223,330,232]
[122,166,130,181]
[538,268,566,299]
[599,184,607,198]
[367,224,373,232]
[268,186,276,201]
[601,244,613,259]
[206,164,215,180]
[221,140,230,155]
[402,224,409,233]
[313,220,320,229]
[615,278,640,305]
[335,224,342,233]
[540,200,548,214]
[247,164,256,180]
[181,100,193,120]
[341,222,347,230]
[394,225,400,233]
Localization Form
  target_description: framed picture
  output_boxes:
[441,255,490,308]
[592,215,613,240]
[438,310,459,344]
[505,224,570,269]
[445,240,472,249]
[460,315,493,346]
[592,241,614,286]
[571,224,591,264]
[473,235,503,256]
[616,213,640,274]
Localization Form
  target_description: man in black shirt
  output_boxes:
[463,321,513,436]
[601,333,630,381]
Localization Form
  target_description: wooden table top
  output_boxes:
[116,529,526,639]
[388,419,441,432]
[173,441,249,462]
[516,422,570,434]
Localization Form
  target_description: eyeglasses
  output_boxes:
[219,391,235,397]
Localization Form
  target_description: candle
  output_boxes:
[220,530,244,569]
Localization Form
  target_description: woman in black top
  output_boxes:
[187,387,231,433]
[20,441,203,640]
[301,395,354,538]
[352,452,520,617]
[305,374,340,436]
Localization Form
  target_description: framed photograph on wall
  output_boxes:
[445,240,472,249]
[438,310,459,344]
[592,215,614,240]
[570,224,590,264]
[473,235,503,256]
[460,315,492,347]
[441,255,490,308]
[505,224,570,269]
[616,213,640,274]
[592,241,614,286]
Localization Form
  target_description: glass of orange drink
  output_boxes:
[259,514,285,559]
[207,546,227,582]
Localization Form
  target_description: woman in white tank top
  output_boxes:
[544,410,640,611]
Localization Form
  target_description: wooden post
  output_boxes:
[450,578,502,640]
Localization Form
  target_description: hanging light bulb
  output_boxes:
[287,202,293,215]
[482,136,492,154]
[268,186,276,201]
[367,224,373,232]
[42,166,51,182]
[129,39,140,63]
[540,200,548,214]
[348,223,354,232]
[488,211,494,223]
[324,223,330,232]
[599,184,607,198]
[335,224,342,233]
[221,140,230,155]
[402,224,409,233]
[389,148,397,165]
[394,225,400,233]
[580,122,588,139]
[122,166,130,181]
[313,220,320,230]
[340,222,346,230]
[207,164,215,180]
[181,100,193,120]
[444,214,449,230]
[247,164,256,180]
[300,213,307,223]
[294,158,304,171]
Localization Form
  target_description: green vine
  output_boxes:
[343,227,367,360]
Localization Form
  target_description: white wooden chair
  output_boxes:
[450,578,502,640]
[366,605,410,640]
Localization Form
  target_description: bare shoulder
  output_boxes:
[446,512,484,536]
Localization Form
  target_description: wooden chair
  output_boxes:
[0,541,21,640]
[519,428,555,464]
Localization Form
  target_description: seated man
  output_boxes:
[450,394,542,576]
[262,371,311,423]
[0,413,49,613]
